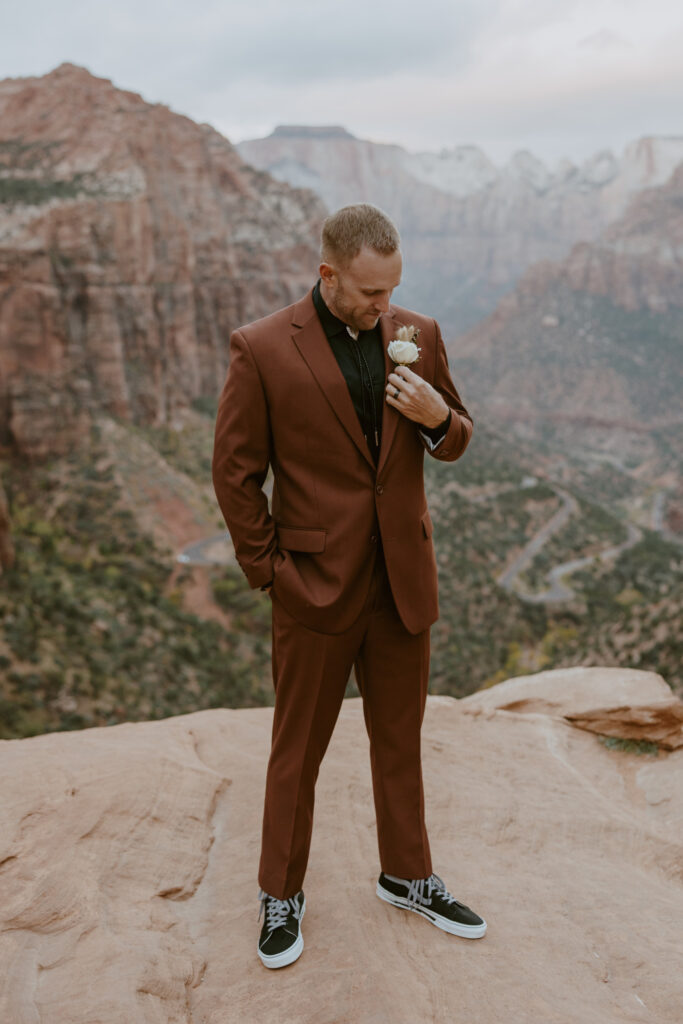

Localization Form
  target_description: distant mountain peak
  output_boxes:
[270,125,355,141]
[53,61,94,75]
[48,62,114,87]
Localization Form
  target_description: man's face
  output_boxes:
[320,246,402,333]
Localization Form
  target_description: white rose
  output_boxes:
[388,339,421,365]
[388,324,421,365]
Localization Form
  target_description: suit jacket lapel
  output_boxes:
[290,294,375,470]
[376,310,403,474]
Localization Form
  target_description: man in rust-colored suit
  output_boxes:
[212,204,486,969]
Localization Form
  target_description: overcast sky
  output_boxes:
[2,0,682,167]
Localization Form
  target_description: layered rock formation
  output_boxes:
[0,64,325,461]
[451,163,683,481]
[237,126,683,334]
[1,667,681,1023]
[517,162,683,314]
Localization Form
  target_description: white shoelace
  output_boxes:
[258,889,302,931]
[400,873,459,907]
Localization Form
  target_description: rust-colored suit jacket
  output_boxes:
[212,289,472,635]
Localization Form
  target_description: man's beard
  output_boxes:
[329,283,378,333]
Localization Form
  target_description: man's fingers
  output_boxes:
[387,372,417,397]
[386,369,446,428]
[395,365,420,382]
[388,367,416,386]
[386,374,403,398]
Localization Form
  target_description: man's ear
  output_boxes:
[319,262,336,286]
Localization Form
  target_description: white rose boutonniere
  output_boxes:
[387,325,421,365]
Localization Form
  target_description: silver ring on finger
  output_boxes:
[394,387,400,399]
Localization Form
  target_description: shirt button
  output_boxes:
[376,484,384,495]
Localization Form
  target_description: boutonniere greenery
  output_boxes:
[387,325,421,366]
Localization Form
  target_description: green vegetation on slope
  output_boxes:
[517,495,629,593]
[422,427,682,696]
[1,415,680,740]
[0,436,271,740]
[0,174,93,207]
[557,531,683,684]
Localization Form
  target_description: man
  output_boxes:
[212,204,486,969]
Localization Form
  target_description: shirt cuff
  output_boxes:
[418,409,451,450]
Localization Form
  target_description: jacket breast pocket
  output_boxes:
[276,525,327,553]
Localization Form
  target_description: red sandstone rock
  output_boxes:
[449,164,683,477]
[464,666,683,749]
[565,698,683,750]
[0,64,325,461]
[543,163,683,312]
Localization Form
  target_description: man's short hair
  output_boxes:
[321,203,401,267]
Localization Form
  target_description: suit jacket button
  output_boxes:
[376,484,384,495]
[370,534,377,544]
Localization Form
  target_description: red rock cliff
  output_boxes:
[448,163,683,477]
[0,64,325,460]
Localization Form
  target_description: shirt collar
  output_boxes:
[312,278,355,340]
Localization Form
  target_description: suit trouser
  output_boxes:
[258,547,433,899]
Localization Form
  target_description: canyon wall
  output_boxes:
[0,64,325,460]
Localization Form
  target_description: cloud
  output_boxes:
[171,0,496,88]
[577,27,632,50]
[2,0,496,89]
[1,0,682,165]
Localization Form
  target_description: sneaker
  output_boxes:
[257,888,306,968]
[377,872,486,938]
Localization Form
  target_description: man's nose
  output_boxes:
[375,292,391,312]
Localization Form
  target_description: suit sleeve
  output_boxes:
[212,329,278,589]
[418,319,473,462]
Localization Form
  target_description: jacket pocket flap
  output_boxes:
[421,510,434,539]
[276,525,327,553]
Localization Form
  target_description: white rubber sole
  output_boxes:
[376,883,487,939]
[257,899,306,969]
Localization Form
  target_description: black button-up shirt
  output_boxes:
[311,280,449,465]
[312,279,386,463]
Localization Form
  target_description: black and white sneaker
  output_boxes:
[257,889,306,968]
[377,872,487,938]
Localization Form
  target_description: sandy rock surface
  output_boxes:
[463,666,683,749]
[1,668,682,1023]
